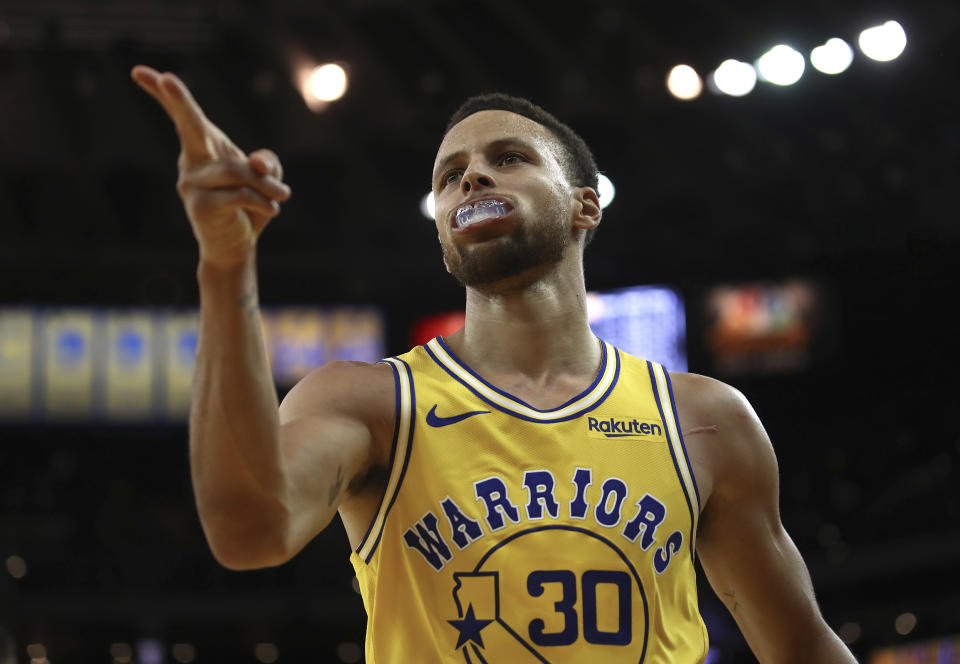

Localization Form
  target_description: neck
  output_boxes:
[446,253,600,382]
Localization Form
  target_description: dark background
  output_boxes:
[1,0,958,662]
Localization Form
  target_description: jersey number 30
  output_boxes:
[527,570,631,646]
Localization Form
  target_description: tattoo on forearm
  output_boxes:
[724,591,740,611]
[328,464,344,506]
[237,292,258,319]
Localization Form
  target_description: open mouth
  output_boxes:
[453,198,513,229]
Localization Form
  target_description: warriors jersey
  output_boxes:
[350,337,708,663]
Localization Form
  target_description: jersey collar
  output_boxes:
[424,336,620,423]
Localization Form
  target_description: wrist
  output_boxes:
[196,250,259,306]
[197,249,256,281]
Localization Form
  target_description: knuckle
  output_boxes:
[240,186,265,206]
[211,159,242,184]
[190,191,214,213]
[256,148,283,177]
[268,154,284,178]
[228,159,251,180]
[175,175,191,194]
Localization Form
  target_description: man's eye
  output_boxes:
[443,170,462,186]
[499,153,524,165]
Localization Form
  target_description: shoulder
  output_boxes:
[667,371,778,505]
[279,360,399,471]
[668,371,760,432]
[280,360,396,425]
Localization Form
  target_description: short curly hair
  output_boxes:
[445,93,600,247]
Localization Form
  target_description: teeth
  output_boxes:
[456,200,509,228]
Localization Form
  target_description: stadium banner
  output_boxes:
[42,309,96,419]
[0,306,384,423]
[0,309,35,418]
[105,311,156,420]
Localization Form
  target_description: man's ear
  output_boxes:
[572,186,602,232]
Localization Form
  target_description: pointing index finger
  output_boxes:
[131,65,173,113]
[131,66,213,163]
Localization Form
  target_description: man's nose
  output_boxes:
[460,163,495,193]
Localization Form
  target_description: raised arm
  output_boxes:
[674,374,856,664]
[131,66,392,570]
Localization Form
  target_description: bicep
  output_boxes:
[277,412,374,548]
[275,361,392,557]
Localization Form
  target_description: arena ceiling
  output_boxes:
[0,0,957,318]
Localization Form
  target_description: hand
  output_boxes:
[131,65,292,268]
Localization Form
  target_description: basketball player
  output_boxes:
[132,64,857,663]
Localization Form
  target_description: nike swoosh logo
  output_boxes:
[426,404,491,427]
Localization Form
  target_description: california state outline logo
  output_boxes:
[445,525,650,664]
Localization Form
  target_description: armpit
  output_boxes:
[348,462,389,496]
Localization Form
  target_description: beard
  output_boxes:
[443,217,570,289]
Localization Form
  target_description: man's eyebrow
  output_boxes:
[433,137,541,180]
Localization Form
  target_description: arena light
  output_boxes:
[171,644,196,664]
[296,62,348,111]
[712,59,757,96]
[5,554,26,578]
[137,639,163,664]
[597,172,615,208]
[858,20,907,62]
[666,64,702,100]
[756,45,805,85]
[810,38,854,74]
[838,622,862,644]
[254,643,279,664]
[26,644,46,660]
[336,642,363,663]
[894,612,917,635]
[110,642,133,664]
[420,192,436,220]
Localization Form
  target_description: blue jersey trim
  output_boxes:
[354,360,402,555]
[663,369,701,510]
[363,358,417,564]
[424,341,620,424]
[436,336,608,413]
[647,361,697,560]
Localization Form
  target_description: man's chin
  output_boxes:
[443,224,569,290]
[450,252,562,291]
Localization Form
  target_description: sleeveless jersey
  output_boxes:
[350,337,708,663]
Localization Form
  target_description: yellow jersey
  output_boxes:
[350,337,708,663]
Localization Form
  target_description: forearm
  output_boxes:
[789,623,857,664]
[713,539,857,664]
[189,252,288,566]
